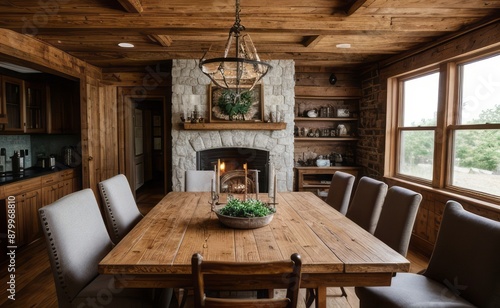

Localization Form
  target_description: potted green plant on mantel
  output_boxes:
[215,196,276,229]
[217,89,253,121]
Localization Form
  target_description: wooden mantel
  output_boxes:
[183,122,286,130]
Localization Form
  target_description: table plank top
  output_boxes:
[99,191,409,276]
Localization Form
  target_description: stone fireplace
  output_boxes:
[171,59,296,192]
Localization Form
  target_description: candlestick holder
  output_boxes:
[209,189,219,211]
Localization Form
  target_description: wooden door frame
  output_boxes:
[119,89,170,196]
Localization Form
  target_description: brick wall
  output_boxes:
[358,67,386,179]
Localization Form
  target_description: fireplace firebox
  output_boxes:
[197,147,270,193]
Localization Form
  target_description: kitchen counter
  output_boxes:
[0,165,74,185]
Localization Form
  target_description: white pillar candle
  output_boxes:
[214,164,217,195]
[268,164,274,198]
[217,159,221,195]
[255,170,259,200]
[244,163,248,201]
[273,174,277,205]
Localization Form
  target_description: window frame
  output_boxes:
[386,50,500,204]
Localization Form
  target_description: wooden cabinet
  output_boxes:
[0,168,81,261]
[15,189,43,247]
[0,74,79,134]
[1,76,25,132]
[0,77,5,124]
[25,81,48,133]
[1,177,42,248]
[41,169,77,206]
[48,78,80,134]
[295,166,361,198]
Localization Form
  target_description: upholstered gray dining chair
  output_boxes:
[39,188,172,307]
[355,200,500,307]
[307,176,388,307]
[373,186,422,257]
[325,171,355,215]
[345,176,388,234]
[192,253,302,308]
[99,174,143,244]
[185,170,216,192]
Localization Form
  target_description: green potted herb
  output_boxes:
[216,196,276,229]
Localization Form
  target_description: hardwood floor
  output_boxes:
[0,181,430,307]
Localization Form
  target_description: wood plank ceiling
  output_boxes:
[0,0,498,71]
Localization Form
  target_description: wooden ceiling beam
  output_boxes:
[303,35,325,48]
[0,15,476,33]
[147,34,173,47]
[116,0,143,13]
[345,0,376,16]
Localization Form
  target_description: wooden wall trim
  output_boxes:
[0,28,86,79]
[379,20,500,78]
[379,17,500,70]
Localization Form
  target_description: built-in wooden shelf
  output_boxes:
[183,122,286,130]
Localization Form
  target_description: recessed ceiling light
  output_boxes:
[0,62,41,73]
[118,42,135,48]
[336,43,351,49]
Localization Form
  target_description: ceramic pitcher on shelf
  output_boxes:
[337,124,347,136]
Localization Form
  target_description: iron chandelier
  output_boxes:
[199,0,272,91]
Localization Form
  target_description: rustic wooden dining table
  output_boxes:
[99,191,410,308]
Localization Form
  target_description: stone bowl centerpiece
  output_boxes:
[215,196,276,229]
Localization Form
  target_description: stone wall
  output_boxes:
[171,59,296,192]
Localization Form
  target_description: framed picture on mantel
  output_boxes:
[208,84,264,122]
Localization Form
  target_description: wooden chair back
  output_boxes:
[191,253,302,308]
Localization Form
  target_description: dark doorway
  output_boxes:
[133,98,169,202]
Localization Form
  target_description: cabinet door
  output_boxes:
[41,178,75,207]
[25,81,47,133]
[2,77,25,132]
[7,189,42,247]
[22,189,43,245]
[48,79,80,134]
[0,76,6,124]
[61,178,73,196]
[41,182,63,206]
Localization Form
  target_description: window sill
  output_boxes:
[383,176,500,214]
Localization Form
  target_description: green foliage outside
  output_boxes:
[217,89,253,120]
[219,196,275,217]
[454,105,500,171]
[405,104,500,172]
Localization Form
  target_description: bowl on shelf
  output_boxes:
[316,159,330,167]
[307,109,318,117]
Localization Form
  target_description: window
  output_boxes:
[390,52,500,200]
[450,54,500,196]
[397,72,439,181]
